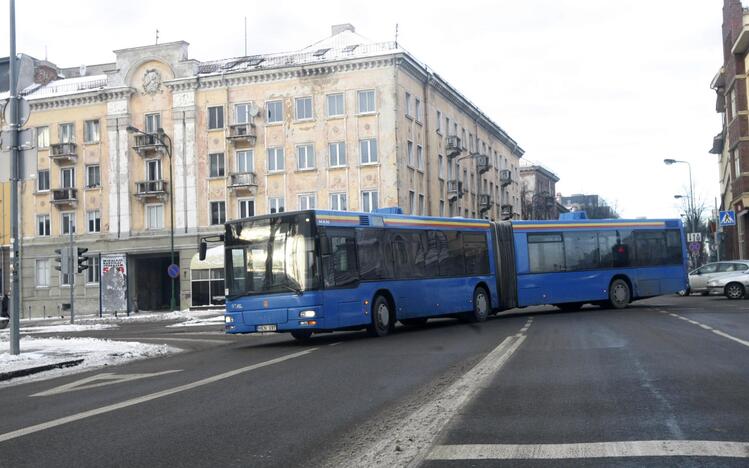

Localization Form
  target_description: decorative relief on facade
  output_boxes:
[173,91,195,108]
[107,100,128,115]
[142,69,162,95]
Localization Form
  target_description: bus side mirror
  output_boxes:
[199,240,208,261]
[320,238,332,256]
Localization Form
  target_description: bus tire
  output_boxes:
[291,330,313,342]
[608,278,630,309]
[725,282,745,300]
[368,295,394,337]
[400,318,428,327]
[557,302,583,312]
[465,287,490,323]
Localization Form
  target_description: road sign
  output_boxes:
[687,232,702,243]
[167,263,180,279]
[719,210,736,226]
[3,96,30,126]
[689,242,702,253]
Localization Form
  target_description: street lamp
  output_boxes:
[664,158,695,232]
[126,125,176,312]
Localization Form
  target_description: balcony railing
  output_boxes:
[227,172,258,191]
[226,123,257,145]
[135,180,168,200]
[479,194,492,211]
[500,169,512,187]
[446,135,462,158]
[500,204,513,219]
[476,155,491,174]
[50,188,78,206]
[447,179,463,201]
[49,143,78,163]
[132,133,166,156]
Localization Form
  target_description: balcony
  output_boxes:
[50,188,78,207]
[226,123,257,145]
[49,143,78,164]
[479,194,492,212]
[132,133,166,157]
[446,135,462,158]
[227,172,258,192]
[135,180,168,201]
[476,155,491,174]
[500,204,513,220]
[447,179,463,201]
[500,169,512,187]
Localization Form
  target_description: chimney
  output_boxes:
[331,23,355,35]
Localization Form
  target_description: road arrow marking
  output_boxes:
[31,370,182,397]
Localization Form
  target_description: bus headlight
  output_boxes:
[299,310,316,318]
[225,315,234,324]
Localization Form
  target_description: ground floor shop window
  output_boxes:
[191,268,225,306]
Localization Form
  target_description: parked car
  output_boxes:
[682,261,749,296]
[707,272,749,299]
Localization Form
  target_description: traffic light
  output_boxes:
[77,247,90,273]
[54,248,70,274]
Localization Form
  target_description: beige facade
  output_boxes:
[2,25,523,316]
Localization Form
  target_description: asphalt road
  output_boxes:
[1,294,749,467]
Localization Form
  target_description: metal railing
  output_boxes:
[135,180,168,195]
[227,172,258,188]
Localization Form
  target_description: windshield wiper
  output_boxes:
[281,280,303,296]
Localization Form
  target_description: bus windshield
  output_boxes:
[225,214,319,297]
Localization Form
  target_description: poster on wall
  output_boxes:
[101,253,128,315]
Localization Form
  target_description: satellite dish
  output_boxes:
[248,103,260,118]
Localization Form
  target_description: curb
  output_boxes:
[0,359,84,382]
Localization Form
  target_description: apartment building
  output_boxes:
[0,24,524,315]
[519,161,560,220]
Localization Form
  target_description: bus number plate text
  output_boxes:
[257,324,277,332]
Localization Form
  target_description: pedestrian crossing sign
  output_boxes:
[719,210,736,226]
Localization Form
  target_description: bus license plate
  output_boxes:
[257,324,277,332]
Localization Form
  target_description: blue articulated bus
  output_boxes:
[218,209,515,340]
[511,217,689,310]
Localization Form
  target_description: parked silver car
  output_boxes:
[707,272,749,299]
[682,261,749,295]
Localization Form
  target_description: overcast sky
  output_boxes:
[0,0,724,219]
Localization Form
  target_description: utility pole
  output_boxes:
[69,229,75,324]
[8,0,21,355]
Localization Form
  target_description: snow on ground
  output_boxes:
[0,334,180,386]
[76,308,223,325]
[0,323,119,335]
[166,315,225,328]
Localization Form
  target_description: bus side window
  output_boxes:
[323,233,359,288]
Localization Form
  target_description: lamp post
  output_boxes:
[126,125,176,312]
[664,159,695,232]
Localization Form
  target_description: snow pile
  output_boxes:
[0,323,119,335]
[0,335,179,382]
[166,314,225,328]
[77,308,223,325]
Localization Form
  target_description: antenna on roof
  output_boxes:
[244,17,248,56]
[155,29,159,45]
[395,23,399,47]
[44,45,47,61]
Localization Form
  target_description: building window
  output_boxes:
[419,194,425,215]
[269,197,285,214]
[362,190,378,212]
[210,201,226,225]
[415,98,422,122]
[37,170,50,191]
[235,103,251,124]
[329,142,346,167]
[146,204,164,230]
[145,113,161,133]
[417,145,424,170]
[37,215,50,236]
[445,117,451,135]
[236,150,253,173]
[36,259,50,288]
[267,100,283,123]
[439,200,445,217]
[146,159,161,181]
[61,167,75,188]
[405,92,413,117]
[267,147,284,172]
[297,144,315,170]
[61,212,75,235]
[209,153,225,177]
[238,199,255,218]
[298,193,316,210]
[735,150,741,176]
[409,190,415,214]
[37,126,49,148]
[87,256,100,284]
[59,123,75,143]
[407,140,414,166]
[87,210,101,233]
[436,111,442,134]
[86,165,100,188]
[295,96,313,120]
[330,192,347,211]
[438,155,445,179]
[359,138,378,165]
[358,90,375,114]
[208,106,224,129]
[191,268,225,306]
[84,120,100,143]
[731,88,737,120]
[327,93,344,117]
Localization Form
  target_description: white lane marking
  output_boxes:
[0,348,316,443]
[666,313,749,349]
[31,370,182,397]
[426,440,749,460]
[338,321,531,468]
[328,342,342,347]
[124,337,230,344]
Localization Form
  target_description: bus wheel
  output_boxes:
[725,282,745,300]
[401,318,428,327]
[608,279,630,309]
[465,287,490,323]
[291,330,313,342]
[368,295,394,337]
[557,302,583,312]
